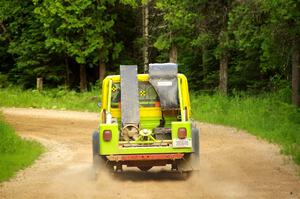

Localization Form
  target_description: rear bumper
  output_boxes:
[106,153,184,161]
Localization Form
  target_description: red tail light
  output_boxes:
[103,130,112,141]
[177,128,187,139]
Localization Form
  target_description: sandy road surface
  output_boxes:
[0,108,299,199]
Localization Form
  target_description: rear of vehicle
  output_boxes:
[92,63,199,173]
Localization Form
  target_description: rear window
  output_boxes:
[111,82,160,108]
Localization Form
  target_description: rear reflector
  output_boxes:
[103,130,112,141]
[177,128,187,139]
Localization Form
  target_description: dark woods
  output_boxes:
[0,0,299,106]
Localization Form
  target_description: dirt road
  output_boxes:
[0,108,299,199]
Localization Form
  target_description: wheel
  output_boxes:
[92,131,115,174]
[137,166,152,171]
[191,127,200,171]
[192,127,200,156]
[92,131,108,173]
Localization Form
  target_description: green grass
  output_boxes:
[0,116,44,182]
[0,87,100,112]
[191,92,300,165]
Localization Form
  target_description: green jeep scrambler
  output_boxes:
[92,63,199,173]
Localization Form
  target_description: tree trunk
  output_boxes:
[219,55,228,95]
[65,57,70,88]
[202,46,207,76]
[292,41,300,107]
[36,77,43,91]
[202,46,208,89]
[169,44,177,63]
[0,21,11,42]
[80,64,87,92]
[99,61,106,82]
[142,2,149,73]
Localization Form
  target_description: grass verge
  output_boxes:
[0,116,44,182]
[0,87,100,112]
[191,92,300,165]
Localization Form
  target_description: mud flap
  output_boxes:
[177,127,200,172]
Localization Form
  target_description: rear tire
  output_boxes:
[192,127,200,156]
[92,131,109,175]
[190,127,200,171]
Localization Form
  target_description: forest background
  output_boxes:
[0,0,299,106]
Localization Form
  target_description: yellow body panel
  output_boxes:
[101,74,191,121]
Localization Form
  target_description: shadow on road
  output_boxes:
[111,170,191,182]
